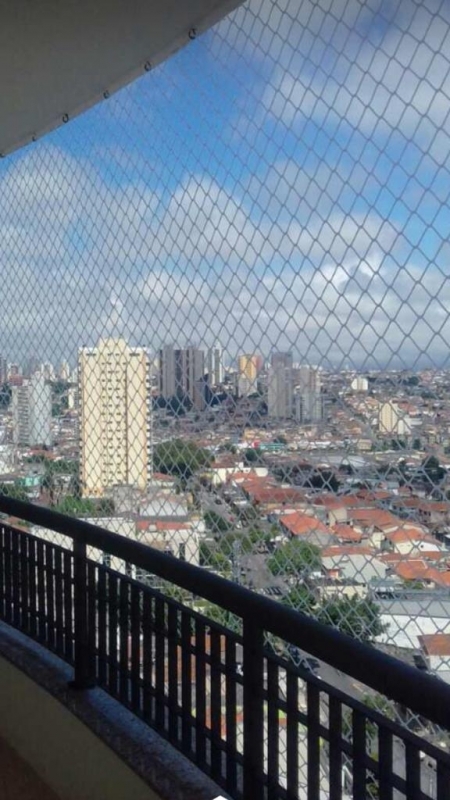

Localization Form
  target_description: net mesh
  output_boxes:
[1,0,450,735]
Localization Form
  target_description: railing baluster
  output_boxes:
[329,696,342,800]
[225,636,238,796]
[195,618,207,771]
[267,659,279,800]
[307,682,321,800]
[0,526,5,619]
[181,610,193,754]
[243,620,264,800]
[28,537,37,639]
[107,571,118,696]
[154,595,166,732]
[119,579,129,705]
[20,533,29,634]
[352,710,366,800]
[405,742,421,800]
[45,543,55,649]
[97,567,107,683]
[287,670,299,799]
[209,627,223,782]
[54,549,64,654]
[11,530,20,629]
[167,603,179,743]
[378,726,393,800]
[87,561,97,682]
[130,584,141,714]
[437,760,450,800]
[36,538,45,641]
[142,593,153,723]
[71,540,95,689]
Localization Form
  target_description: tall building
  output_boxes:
[237,354,260,397]
[294,366,322,423]
[351,376,369,392]
[159,345,204,404]
[206,344,224,386]
[379,401,410,436]
[79,338,151,496]
[267,352,294,419]
[12,374,52,446]
[183,346,205,402]
[59,361,70,381]
[159,345,180,398]
[0,357,7,384]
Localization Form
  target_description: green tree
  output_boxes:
[0,482,29,502]
[268,541,322,578]
[421,455,446,486]
[153,439,212,481]
[204,510,233,533]
[243,448,262,464]
[283,584,316,614]
[199,542,231,574]
[317,596,385,643]
[54,496,97,515]
[0,383,11,409]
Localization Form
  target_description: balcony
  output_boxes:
[0,496,450,800]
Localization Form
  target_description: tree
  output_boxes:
[0,383,11,409]
[0,482,29,502]
[283,584,316,614]
[268,540,322,578]
[199,542,231,574]
[204,510,233,533]
[54,496,97,515]
[317,596,385,643]
[243,448,262,464]
[153,439,213,481]
[421,455,446,486]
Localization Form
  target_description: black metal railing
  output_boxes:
[1,497,450,799]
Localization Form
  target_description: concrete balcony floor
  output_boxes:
[0,737,60,800]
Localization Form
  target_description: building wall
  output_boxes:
[79,338,150,496]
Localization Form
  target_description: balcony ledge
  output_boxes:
[0,621,227,800]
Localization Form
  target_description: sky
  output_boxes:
[0,0,449,371]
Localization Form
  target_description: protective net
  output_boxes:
[1,0,450,774]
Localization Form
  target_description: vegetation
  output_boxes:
[50,380,70,416]
[0,482,29,502]
[243,447,263,464]
[421,455,446,485]
[204,510,233,533]
[268,540,322,578]
[317,596,386,643]
[0,382,11,409]
[153,439,213,481]
[282,584,316,614]
[199,541,231,574]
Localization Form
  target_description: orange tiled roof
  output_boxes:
[332,524,363,543]
[280,511,328,536]
[419,633,450,656]
[321,545,375,557]
[347,508,402,529]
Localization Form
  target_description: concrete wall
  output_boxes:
[0,654,160,800]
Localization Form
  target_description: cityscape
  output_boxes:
[2,337,450,683]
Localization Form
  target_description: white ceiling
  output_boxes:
[0,0,241,155]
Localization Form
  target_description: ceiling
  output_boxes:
[0,0,241,156]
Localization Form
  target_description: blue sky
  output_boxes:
[0,0,449,371]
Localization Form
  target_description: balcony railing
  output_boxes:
[1,496,450,799]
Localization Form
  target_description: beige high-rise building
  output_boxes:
[237,353,260,397]
[79,338,151,496]
[379,401,410,436]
